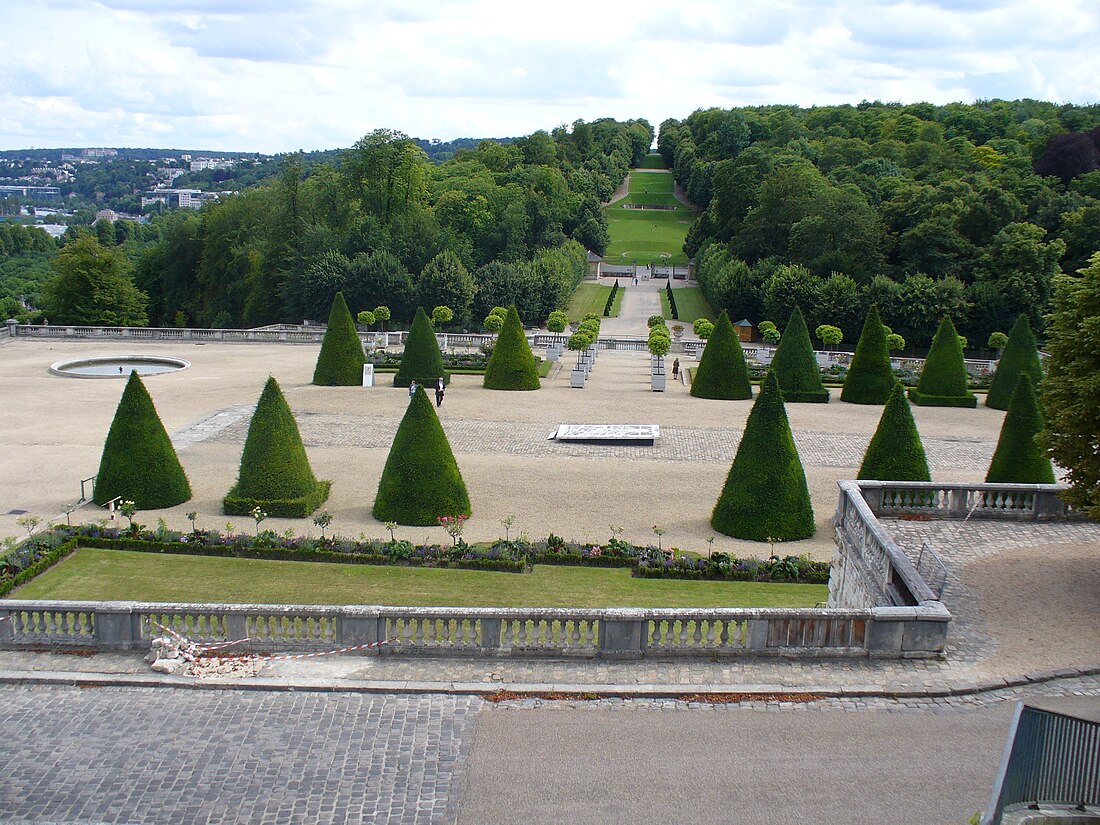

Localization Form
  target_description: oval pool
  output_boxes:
[50,355,191,378]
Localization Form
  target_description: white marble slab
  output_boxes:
[550,424,660,444]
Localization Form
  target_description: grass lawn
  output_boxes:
[603,170,693,265]
[566,282,621,319]
[637,153,668,169]
[663,285,716,324]
[12,548,829,609]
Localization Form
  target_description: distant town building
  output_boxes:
[81,148,118,158]
[0,185,61,200]
[141,188,218,210]
[189,158,236,172]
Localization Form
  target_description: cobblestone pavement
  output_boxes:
[0,686,480,825]
[193,408,995,470]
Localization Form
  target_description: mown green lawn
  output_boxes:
[637,153,668,169]
[12,548,828,608]
[603,170,693,264]
[566,282,622,319]
[663,286,716,324]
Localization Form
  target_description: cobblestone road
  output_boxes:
[0,687,480,825]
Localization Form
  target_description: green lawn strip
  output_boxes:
[566,282,613,319]
[602,209,691,264]
[537,359,553,377]
[629,172,675,194]
[13,548,828,608]
[666,286,716,324]
[636,154,668,170]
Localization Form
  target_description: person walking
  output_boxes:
[672,358,680,379]
[435,377,445,407]
[408,379,417,399]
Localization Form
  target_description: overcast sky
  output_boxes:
[1,0,1097,153]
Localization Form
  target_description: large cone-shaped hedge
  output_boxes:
[711,370,814,541]
[312,291,366,386]
[771,305,829,403]
[93,372,191,509]
[484,305,540,390]
[858,382,931,481]
[690,310,753,400]
[985,375,1055,483]
[986,315,1043,410]
[394,307,448,388]
[909,315,977,407]
[840,304,894,405]
[373,386,470,525]
[224,376,331,517]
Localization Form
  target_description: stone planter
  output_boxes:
[651,373,666,392]
[570,369,586,388]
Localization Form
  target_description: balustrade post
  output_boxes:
[0,608,13,645]
[226,613,248,642]
[1033,489,1066,521]
[479,618,502,651]
[95,602,137,651]
[746,618,769,650]
[949,487,971,518]
[339,608,384,655]
[598,609,644,659]
[861,486,883,514]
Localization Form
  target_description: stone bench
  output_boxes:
[549,424,660,445]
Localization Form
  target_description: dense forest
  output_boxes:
[659,100,1100,348]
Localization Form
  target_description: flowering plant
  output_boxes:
[437,514,469,546]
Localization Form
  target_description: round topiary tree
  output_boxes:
[93,372,191,509]
[985,315,1043,410]
[394,306,447,388]
[772,305,829,403]
[690,310,753,400]
[986,375,1055,484]
[908,315,977,407]
[711,370,814,541]
[546,310,568,333]
[840,304,895,405]
[484,305,540,390]
[858,382,931,481]
[373,386,470,525]
[224,376,331,517]
[312,291,366,386]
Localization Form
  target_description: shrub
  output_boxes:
[647,314,665,328]
[985,315,1043,410]
[483,305,541,390]
[93,372,192,509]
[223,376,331,517]
[815,324,843,348]
[546,310,568,333]
[711,370,815,541]
[312,291,366,386]
[986,375,1055,483]
[373,386,470,525]
[690,310,753,400]
[886,333,906,352]
[858,382,931,481]
[987,331,1009,351]
[692,317,712,336]
[772,306,829,403]
[483,313,504,333]
[909,315,977,407]
[840,304,895,404]
[695,319,715,339]
[394,306,447,388]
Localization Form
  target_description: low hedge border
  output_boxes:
[0,538,79,598]
[223,480,333,519]
[907,389,978,408]
[779,389,830,403]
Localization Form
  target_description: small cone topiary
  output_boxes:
[690,309,753,400]
[840,304,894,405]
[771,305,829,403]
[986,315,1043,410]
[858,382,931,481]
[93,372,191,509]
[483,305,540,390]
[373,386,470,525]
[985,375,1055,483]
[312,291,366,386]
[711,370,815,541]
[394,307,448,388]
[224,376,331,517]
[909,315,977,407]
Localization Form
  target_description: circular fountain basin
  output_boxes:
[50,355,191,378]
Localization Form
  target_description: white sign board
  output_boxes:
[362,364,374,387]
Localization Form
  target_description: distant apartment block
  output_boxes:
[189,158,236,172]
[142,188,219,210]
[0,185,61,200]
[81,148,118,158]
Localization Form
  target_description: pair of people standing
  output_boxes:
[408,378,446,407]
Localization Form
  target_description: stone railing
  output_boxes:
[855,480,1079,522]
[0,600,951,660]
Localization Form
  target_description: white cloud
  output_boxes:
[0,0,1096,152]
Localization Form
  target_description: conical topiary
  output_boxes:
[771,305,829,403]
[312,291,366,386]
[394,307,448,388]
[690,309,753,400]
[986,314,1043,410]
[373,386,470,525]
[711,370,815,541]
[909,315,977,407]
[93,372,191,509]
[858,382,931,481]
[840,304,894,405]
[985,375,1055,483]
[224,376,331,517]
[483,305,540,390]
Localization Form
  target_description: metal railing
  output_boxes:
[982,703,1100,824]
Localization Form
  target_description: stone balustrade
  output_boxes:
[854,480,1078,522]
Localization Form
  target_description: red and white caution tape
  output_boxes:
[257,639,391,661]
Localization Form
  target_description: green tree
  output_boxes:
[224,376,331,517]
[1039,253,1100,518]
[432,305,454,329]
[690,310,753,400]
[975,222,1064,334]
[93,372,191,509]
[42,236,149,326]
[546,310,568,333]
[419,251,474,325]
[985,315,1043,410]
[342,129,428,223]
[986,375,1054,484]
[772,306,829,403]
[483,305,540,390]
[711,371,815,541]
[312,291,366,386]
[858,382,931,481]
[909,315,977,407]
[815,324,843,349]
[841,304,895,404]
[394,306,446,388]
[373,386,470,525]
[373,305,391,331]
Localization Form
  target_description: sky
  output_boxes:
[1,0,1098,154]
